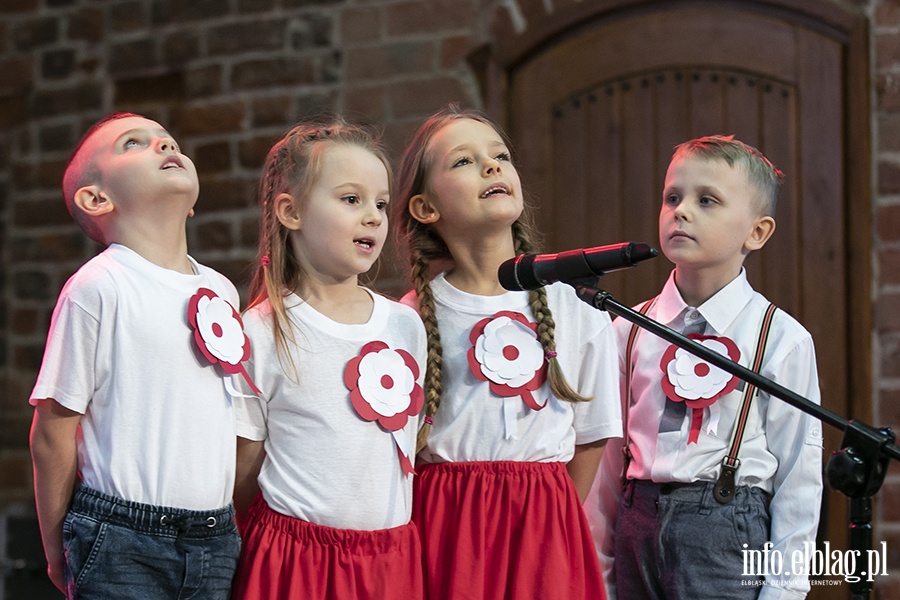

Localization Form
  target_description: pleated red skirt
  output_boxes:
[233,495,424,600]
[412,461,605,600]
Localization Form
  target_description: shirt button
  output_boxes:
[689,310,701,320]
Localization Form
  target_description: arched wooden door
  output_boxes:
[491,0,871,580]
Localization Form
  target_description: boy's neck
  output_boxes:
[110,223,193,274]
[672,265,743,308]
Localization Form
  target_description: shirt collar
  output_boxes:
[655,269,754,334]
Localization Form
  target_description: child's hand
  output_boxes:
[46,555,66,593]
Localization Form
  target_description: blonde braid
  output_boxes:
[411,247,444,452]
[513,221,592,403]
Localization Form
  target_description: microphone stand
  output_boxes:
[573,284,899,600]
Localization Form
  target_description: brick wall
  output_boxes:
[875,1,900,596]
[0,0,484,506]
[1,0,899,596]
[0,1,485,594]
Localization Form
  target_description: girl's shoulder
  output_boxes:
[542,281,614,333]
[370,288,422,322]
[397,288,419,312]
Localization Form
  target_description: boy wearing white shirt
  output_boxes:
[588,136,823,600]
[29,113,242,599]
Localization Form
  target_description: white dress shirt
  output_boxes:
[588,270,823,600]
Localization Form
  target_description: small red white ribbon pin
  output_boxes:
[344,341,424,477]
[188,288,261,396]
[467,311,548,412]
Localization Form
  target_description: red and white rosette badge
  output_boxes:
[659,334,741,444]
[467,311,548,439]
[344,341,424,477]
[188,288,261,397]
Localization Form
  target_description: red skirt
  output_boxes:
[233,495,423,600]
[412,461,605,600]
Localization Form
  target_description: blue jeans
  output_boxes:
[614,479,771,600]
[63,485,240,599]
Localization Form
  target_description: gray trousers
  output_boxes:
[614,479,771,600]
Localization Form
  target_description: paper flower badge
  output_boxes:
[467,310,548,411]
[344,341,424,476]
[660,335,741,444]
[188,288,260,396]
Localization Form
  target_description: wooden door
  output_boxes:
[502,2,871,585]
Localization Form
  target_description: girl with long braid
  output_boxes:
[395,106,621,600]
[231,119,427,600]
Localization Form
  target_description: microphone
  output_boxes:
[498,242,658,291]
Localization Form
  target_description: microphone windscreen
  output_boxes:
[498,254,542,291]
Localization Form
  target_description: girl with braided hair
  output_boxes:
[232,119,427,600]
[394,106,621,600]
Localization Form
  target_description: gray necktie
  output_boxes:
[658,310,706,433]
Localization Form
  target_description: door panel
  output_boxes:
[507,2,851,572]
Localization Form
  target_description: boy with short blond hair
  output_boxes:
[30,113,242,599]
[588,135,823,600]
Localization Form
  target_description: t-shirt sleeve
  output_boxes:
[572,312,623,445]
[233,315,270,441]
[30,288,102,414]
[233,385,268,441]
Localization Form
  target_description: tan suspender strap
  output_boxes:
[622,297,658,483]
[713,302,778,504]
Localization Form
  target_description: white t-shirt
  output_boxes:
[235,290,427,531]
[401,273,621,464]
[30,243,239,510]
[587,270,823,600]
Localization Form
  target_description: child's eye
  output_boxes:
[699,196,715,206]
[123,138,141,149]
[376,199,389,211]
[496,152,511,162]
[342,195,360,205]
[452,157,472,168]
[665,194,680,205]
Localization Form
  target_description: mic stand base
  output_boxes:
[826,420,895,599]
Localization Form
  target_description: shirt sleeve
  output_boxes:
[233,378,269,441]
[758,332,823,600]
[233,314,270,441]
[30,288,102,414]
[572,312,623,445]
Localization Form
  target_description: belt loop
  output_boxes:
[699,481,714,515]
[623,479,635,508]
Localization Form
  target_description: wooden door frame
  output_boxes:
[473,0,872,429]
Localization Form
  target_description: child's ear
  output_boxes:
[73,185,114,217]
[274,193,301,230]
[408,194,440,224]
[744,215,776,252]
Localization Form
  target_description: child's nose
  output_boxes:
[364,206,383,226]
[483,158,502,176]
[157,137,178,154]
